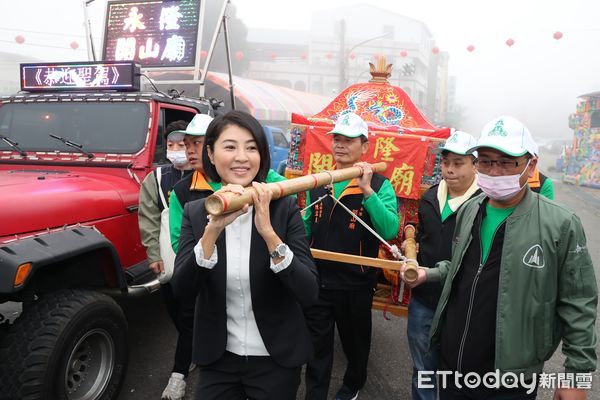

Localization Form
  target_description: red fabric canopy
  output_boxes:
[298,81,449,139]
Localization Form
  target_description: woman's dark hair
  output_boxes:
[202,110,271,183]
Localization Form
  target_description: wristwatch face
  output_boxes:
[271,243,286,258]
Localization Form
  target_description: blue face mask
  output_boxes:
[477,159,531,200]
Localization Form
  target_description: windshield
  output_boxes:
[0,102,150,154]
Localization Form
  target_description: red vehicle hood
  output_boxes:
[0,168,140,238]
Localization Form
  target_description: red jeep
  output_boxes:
[0,61,212,400]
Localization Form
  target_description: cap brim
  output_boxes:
[433,146,470,155]
[467,144,527,157]
[167,130,207,141]
[166,131,186,142]
[326,129,366,138]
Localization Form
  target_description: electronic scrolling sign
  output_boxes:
[102,0,201,68]
[21,61,141,92]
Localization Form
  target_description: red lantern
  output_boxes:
[235,51,244,61]
[349,52,356,60]
[70,41,79,50]
[15,35,25,44]
[553,31,563,40]
[506,38,515,47]
[466,45,475,52]
[325,52,333,60]
[431,47,439,54]
[400,50,408,57]
[270,52,277,60]
[200,50,208,58]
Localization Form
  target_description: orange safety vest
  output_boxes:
[528,168,541,189]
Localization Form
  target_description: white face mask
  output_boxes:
[477,159,531,201]
[166,150,188,167]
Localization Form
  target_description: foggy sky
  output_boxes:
[1,0,599,139]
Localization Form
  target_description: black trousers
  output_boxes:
[304,287,374,400]
[161,283,194,376]
[195,351,301,400]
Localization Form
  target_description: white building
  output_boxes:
[244,4,449,121]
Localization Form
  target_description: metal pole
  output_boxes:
[339,31,393,89]
[83,0,97,61]
[193,0,206,96]
[199,0,229,97]
[222,9,236,110]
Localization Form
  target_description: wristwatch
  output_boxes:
[270,243,288,259]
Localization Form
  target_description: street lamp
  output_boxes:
[339,24,393,91]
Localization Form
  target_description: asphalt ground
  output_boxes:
[117,161,600,400]
[0,154,597,399]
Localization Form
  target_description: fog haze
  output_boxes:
[1,0,599,139]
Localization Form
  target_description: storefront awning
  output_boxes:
[206,71,332,122]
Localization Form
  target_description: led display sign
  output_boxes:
[20,61,141,92]
[102,0,201,68]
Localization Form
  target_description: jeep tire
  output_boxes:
[0,289,128,400]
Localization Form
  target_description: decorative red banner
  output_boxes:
[302,126,430,200]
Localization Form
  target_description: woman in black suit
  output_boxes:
[172,111,318,400]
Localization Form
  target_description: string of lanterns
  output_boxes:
[459,31,562,54]
[201,31,566,61]
[13,30,564,56]
[14,35,82,50]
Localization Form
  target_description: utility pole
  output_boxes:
[339,31,393,92]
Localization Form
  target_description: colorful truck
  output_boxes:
[562,91,600,188]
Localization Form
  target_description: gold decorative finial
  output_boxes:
[369,55,392,83]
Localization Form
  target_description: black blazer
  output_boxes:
[172,196,319,368]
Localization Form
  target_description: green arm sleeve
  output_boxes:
[266,168,286,183]
[138,172,162,263]
[362,179,400,240]
[539,177,555,200]
[557,215,598,373]
[169,191,184,253]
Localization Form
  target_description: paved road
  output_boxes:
[117,168,600,400]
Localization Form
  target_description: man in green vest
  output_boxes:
[303,112,399,400]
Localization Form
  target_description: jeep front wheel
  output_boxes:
[0,289,127,400]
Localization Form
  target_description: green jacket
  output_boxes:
[428,189,597,376]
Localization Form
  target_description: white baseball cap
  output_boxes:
[435,130,477,155]
[468,116,537,157]
[167,114,214,141]
[327,112,369,139]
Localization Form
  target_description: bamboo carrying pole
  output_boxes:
[310,249,403,271]
[204,162,387,215]
[402,225,419,283]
